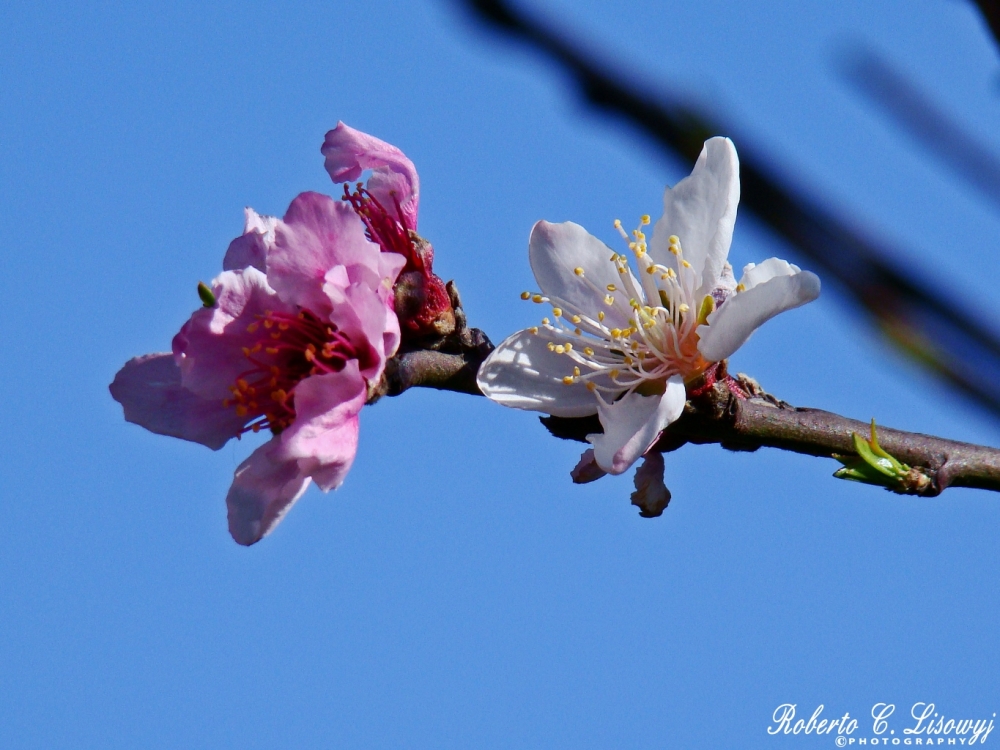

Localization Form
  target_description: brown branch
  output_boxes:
[375,314,1000,495]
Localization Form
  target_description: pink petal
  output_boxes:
[172,268,291,400]
[269,192,385,317]
[321,122,420,229]
[226,438,312,546]
[222,207,278,273]
[109,353,246,450]
[630,451,671,518]
[279,361,367,491]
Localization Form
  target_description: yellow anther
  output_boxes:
[529,326,539,334]
[604,295,615,306]
[542,317,550,325]
[610,328,622,338]
[547,342,555,351]
[565,342,573,351]
[554,345,566,354]
[614,219,622,227]
[736,282,746,292]
[562,376,575,385]
[598,311,605,321]
[624,356,633,366]
[235,405,248,417]
[586,382,597,392]
[265,347,279,355]
[609,252,618,262]
[532,294,543,303]
[610,369,620,379]
[678,303,690,313]
[247,322,259,333]
[637,351,646,360]
[584,347,594,356]
[660,274,669,280]
[669,246,680,256]
[682,260,692,268]
[574,327,582,335]
[606,284,617,292]
[573,366,581,376]
[571,315,582,324]
[574,267,585,276]
[641,214,650,225]
[668,235,680,245]
[520,291,531,300]
[552,308,562,317]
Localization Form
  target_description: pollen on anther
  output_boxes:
[597,311,605,321]
[529,326,539,334]
[562,376,575,385]
[668,235,680,245]
[573,366,581,376]
[564,342,573,351]
[554,345,566,354]
[606,284,617,292]
[552,308,563,317]
[520,291,531,300]
[571,315,582,324]
[641,215,650,225]
[584,347,594,356]
[604,295,615,306]
[574,267,585,276]
[586,382,596,392]
[542,317,550,325]
[682,260,692,268]
[678,303,690,313]
[532,294,543,303]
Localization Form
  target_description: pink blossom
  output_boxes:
[111,192,405,545]
[323,122,455,337]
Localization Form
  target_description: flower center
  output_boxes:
[521,216,716,396]
[223,309,357,435]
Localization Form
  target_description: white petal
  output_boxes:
[739,257,801,289]
[697,269,821,362]
[630,451,671,517]
[476,329,605,417]
[649,137,739,295]
[587,376,685,475]
[528,220,630,328]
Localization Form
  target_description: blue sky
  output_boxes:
[2,0,999,746]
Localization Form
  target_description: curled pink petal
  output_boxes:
[226,439,311,546]
[322,121,419,228]
[110,353,246,450]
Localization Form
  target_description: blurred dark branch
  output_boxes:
[974,0,1000,49]
[839,42,1000,211]
[458,0,1000,420]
